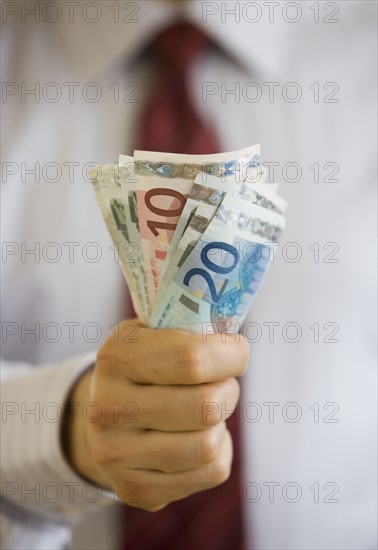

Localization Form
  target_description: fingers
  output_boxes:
[96,377,240,431]
[98,321,249,386]
[135,378,240,430]
[114,429,233,510]
[114,423,228,473]
[90,322,247,508]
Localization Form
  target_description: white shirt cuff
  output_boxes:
[1,352,116,526]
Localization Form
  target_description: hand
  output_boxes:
[63,320,249,511]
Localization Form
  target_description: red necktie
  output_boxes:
[124,22,245,550]
[134,22,219,155]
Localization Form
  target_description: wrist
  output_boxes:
[61,367,103,486]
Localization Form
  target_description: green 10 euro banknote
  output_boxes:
[90,145,287,333]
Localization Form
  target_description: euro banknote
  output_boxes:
[90,163,148,322]
[133,144,260,308]
[150,194,285,332]
[90,144,287,333]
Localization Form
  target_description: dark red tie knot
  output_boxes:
[148,21,212,70]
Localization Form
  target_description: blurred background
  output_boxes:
[1,1,377,549]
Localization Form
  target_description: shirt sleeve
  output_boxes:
[0,353,117,550]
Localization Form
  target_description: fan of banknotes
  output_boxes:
[90,145,287,333]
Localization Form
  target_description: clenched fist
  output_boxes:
[63,321,249,511]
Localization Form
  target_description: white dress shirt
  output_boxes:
[1,1,376,549]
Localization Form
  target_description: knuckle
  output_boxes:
[199,429,220,464]
[180,340,206,384]
[228,377,241,404]
[202,413,220,428]
[195,387,222,426]
[211,455,232,486]
[238,338,250,374]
